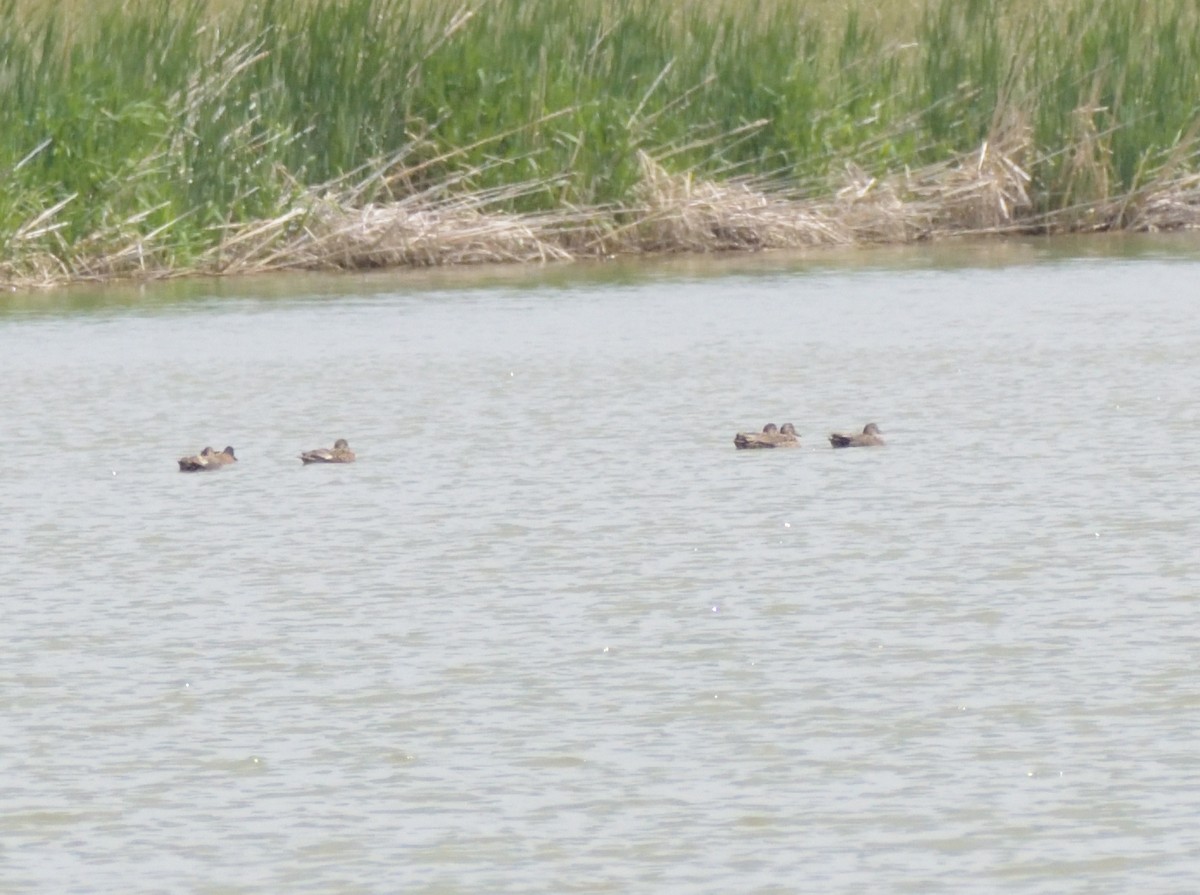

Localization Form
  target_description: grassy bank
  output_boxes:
[3,0,1200,287]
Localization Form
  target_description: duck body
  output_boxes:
[734,422,800,450]
[300,438,356,464]
[178,445,237,471]
[828,423,884,448]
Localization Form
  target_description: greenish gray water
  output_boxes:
[3,236,1200,893]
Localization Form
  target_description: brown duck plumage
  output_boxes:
[178,445,237,471]
[828,423,884,448]
[299,438,356,464]
[734,422,800,449]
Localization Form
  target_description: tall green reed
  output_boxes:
[2,0,1200,274]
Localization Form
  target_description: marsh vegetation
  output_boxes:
[3,0,1200,287]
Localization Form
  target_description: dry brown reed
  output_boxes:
[207,198,580,274]
[7,133,1200,292]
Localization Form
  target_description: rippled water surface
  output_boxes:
[3,237,1200,893]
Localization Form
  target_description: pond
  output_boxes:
[3,234,1200,893]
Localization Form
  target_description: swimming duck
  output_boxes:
[299,438,356,464]
[734,422,800,449]
[828,423,884,448]
[178,445,237,471]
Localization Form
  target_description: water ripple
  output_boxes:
[2,250,1200,893]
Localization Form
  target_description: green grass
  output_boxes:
[2,0,1200,281]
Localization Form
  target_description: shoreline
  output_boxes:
[7,0,1200,292]
[7,146,1200,293]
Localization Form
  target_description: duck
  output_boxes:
[299,438,356,464]
[828,423,884,448]
[178,445,237,471]
[734,422,800,449]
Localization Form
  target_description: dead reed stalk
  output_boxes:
[7,133,1200,291]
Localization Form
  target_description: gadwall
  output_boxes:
[828,423,884,448]
[734,422,800,450]
[178,445,237,471]
[300,438,356,464]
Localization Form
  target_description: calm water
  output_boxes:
[3,236,1200,893]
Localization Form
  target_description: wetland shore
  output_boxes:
[4,0,1200,289]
